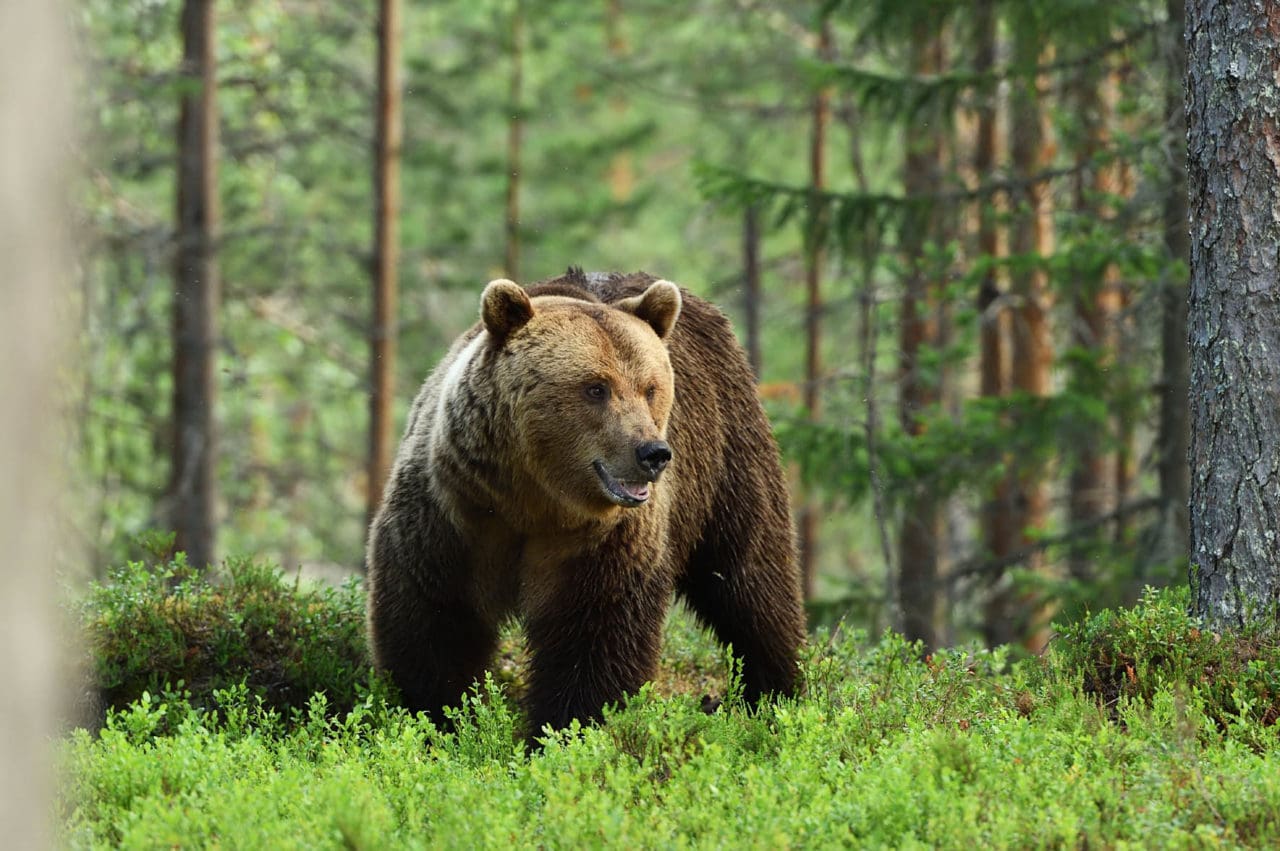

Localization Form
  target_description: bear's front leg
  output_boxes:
[522,542,672,740]
[367,495,498,724]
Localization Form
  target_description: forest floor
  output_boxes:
[60,570,1280,849]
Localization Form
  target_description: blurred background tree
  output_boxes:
[75,0,1191,650]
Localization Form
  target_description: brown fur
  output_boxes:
[366,268,804,738]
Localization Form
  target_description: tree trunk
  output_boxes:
[898,23,947,652]
[972,0,1016,645]
[605,0,633,201]
[1157,0,1191,566]
[743,203,762,379]
[797,16,832,599]
[1185,0,1280,630]
[1,1,72,843]
[1000,20,1055,650]
[171,0,220,568]
[1111,147,1137,544]
[368,0,403,533]
[504,0,525,281]
[1067,59,1122,583]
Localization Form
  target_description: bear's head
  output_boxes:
[479,278,681,520]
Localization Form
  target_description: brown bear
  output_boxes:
[366,268,804,737]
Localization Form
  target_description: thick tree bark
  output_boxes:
[171,0,220,568]
[996,22,1055,650]
[1,2,71,843]
[1157,0,1191,565]
[504,0,525,281]
[798,16,832,599]
[898,24,947,652]
[368,0,403,532]
[1185,0,1280,630]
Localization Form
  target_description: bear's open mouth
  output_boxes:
[592,461,651,507]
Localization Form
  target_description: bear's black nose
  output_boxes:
[636,440,672,477]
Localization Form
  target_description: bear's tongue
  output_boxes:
[619,482,649,501]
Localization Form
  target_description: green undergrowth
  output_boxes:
[64,568,1280,848]
[79,552,375,726]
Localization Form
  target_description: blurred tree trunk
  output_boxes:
[170,0,221,568]
[972,0,1015,645]
[1,1,72,843]
[1111,144,1137,544]
[368,0,403,533]
[1186,0,1280,631]
[605,0,633,201]
[798,15,832,599]
[898,22,947,652]
[1157,0,1190,566]
[998,20,1055,650]
[743,203,762,378]
[1066,59,1122,584]
[504,0,525,280]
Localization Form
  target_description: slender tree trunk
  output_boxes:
[743,203,762,378]
[1157,0,1191,566]
[504,0,525,280]
[1,1,72,843]
[605,0,633,201]
[898,23,946,652]
[1111,147,1137,544]
[972,0,1016,645]
[1067,60,1122,583]
[1002,22,1055,650]
[1185,0,1280,631]
[368,0,403,532]
[798,16,832,599]
[171,0,220,568]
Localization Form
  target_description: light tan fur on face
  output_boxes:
[496,292,677,525]
[427,282,680,535]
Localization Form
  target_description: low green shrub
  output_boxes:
[79,552,375,724]
[60,609,1280,848]
[65,560,1280,847]
[1053,584,1280,736]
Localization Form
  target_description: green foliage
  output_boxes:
[61,589,1280,848]
[76,0,1195,647]
[1056,585,1280,741]
[778,388,1107,505]
[79,549,375,724]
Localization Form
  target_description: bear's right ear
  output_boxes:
[481,279,534,342]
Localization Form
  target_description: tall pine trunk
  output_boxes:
[1002,20,1055,649]
[368,0,403,531]
[972,0,1016,645]
[1157,0,1190,566]
[743,203,763,379]
[898,23,947,651]
[605,0,633,201]
[171,0,220,568]
[504,0,525,280]
[1110,140,1137,543]
[1185,0,1280,630]
[1067,59,1122,583]
[798,16,832,599]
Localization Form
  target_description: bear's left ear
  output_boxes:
[481,279,534,342]
[617,279,682,340]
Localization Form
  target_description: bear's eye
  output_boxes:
[583,382,610,403]
[645,385,657,403]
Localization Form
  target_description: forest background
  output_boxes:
[77,0,1191,653]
